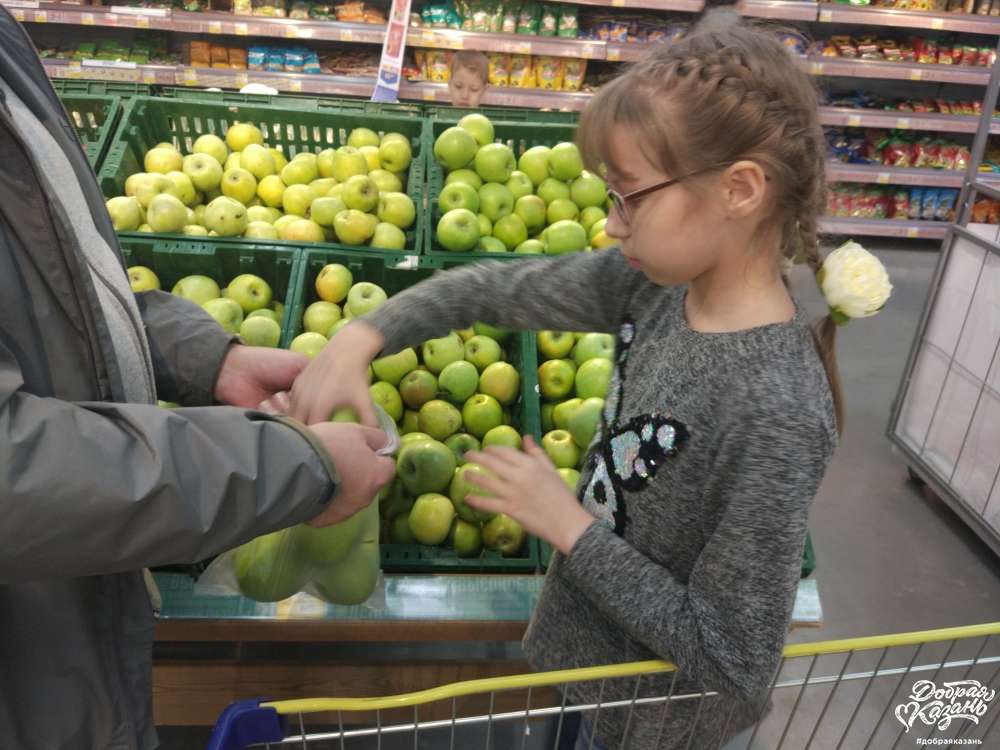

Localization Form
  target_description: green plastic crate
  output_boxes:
[159,88,423,117]
[117,235,302,342]
[99,96,429,258]
[425,118,580,265]
[59,93,122,170]
[425,105,579,124]
[292,247,543,573]
[50,81,153,98]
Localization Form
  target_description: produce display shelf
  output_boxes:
[44,58,177,86]
[827,163,966,188]
[157,86,424,116]
[818,105,1000,135]
[816,4,1000,34]
[807,56,993,86]
[408,27,605,60]
[818,216,950,239]
[50,79,152,98]
[58,92,121,169]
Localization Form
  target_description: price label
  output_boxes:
[847,114,862,127]
[3,1,39,8]
[876,172,891,184]
[896,117,911,129]
[340,28,353,41]
[284,24,298,38]
[235,71,249,87]
[607,48,621,62]
[208,20,221,33]
[32,9,45,21]
[83,59,137,69]
[809,61,824,76]
[580,44,597,59]
[11,8,23,20]
[142,70,157,83]
[183,68,198,86]
[235,22,248,35]
[907,227,920,238]
[910,68,923,81]
[422,88,437,101]
[819,8,833,21]
[81,12,95,24]
[136,15,149,27]
[512,41,531,55]
[289,79,303,92]
[612,0,625,6]
[67,61,83,78]
[931,17,944,29]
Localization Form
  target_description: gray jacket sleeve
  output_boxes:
[136,289,237,406]
[0,337,338,582]
[363,248,646,355]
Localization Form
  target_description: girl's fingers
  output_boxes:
[465,494,505,515]
[464,450,509,476]
[523,435,553,466]
[465,471,508,498]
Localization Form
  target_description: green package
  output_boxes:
[539,3,558,36]
[557,5,578,37]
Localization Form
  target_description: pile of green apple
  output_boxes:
[432,114,615,254]
[127,264,286,347]
[106,121,417,252]
[535,330,615,481]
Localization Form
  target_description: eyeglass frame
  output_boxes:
[606,163,737,225]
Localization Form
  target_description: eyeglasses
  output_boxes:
[607,164,732,226]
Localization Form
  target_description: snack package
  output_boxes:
[562,58,586,91]
[892,189,910,219]
[285,48,305,73]
[909,188,925,220]
[508,54,535,87]
[425,50,452,81]
[229,48,248,69]
[489,0,506,32]
[557,5,579,37]
[488,52,511,85]
[304,51,321,74]
[210,45,229,68]
[937,189,959,221]
[335,0,365,21]
[267,48,286,72]
[776,30,807,55]
[516,2,540,34]
[288,0,310,18]
[533,55,565,89]
[253,0,287,16]
[190,40,211,66]
[539,4,559,35]
[248,46,267,70]
[233,0,253,13]
[972,197,992,222]
[883,137,913,167]
[310,2,334,18]
[921,189,940,221]
[501,1,519,33]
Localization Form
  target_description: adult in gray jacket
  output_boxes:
[0,8,395,749]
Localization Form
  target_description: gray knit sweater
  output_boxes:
[364,248,837,750]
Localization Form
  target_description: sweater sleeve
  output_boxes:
[362,248,645,354]
[557,406,833,700]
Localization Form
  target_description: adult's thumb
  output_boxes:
[358,425,391,452]
[374,456,396,486]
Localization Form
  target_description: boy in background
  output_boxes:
[449,50,489,107]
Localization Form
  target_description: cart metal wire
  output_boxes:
[206,622,1000,749]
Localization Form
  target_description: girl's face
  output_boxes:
[449,67,486,107]
[604,126,732,287]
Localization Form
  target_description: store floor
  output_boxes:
[157,247,1000,749]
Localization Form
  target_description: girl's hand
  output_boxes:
[465,436,595,555]
[288,322,385,427]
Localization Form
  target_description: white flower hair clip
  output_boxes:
[816,240,893,325]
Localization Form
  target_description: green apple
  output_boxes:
[580,206,607,233]
[591,229,616,249]
[474,143,516,184]
[571,170,607,209]
[304,301,342,335]
[433,126,478,171]
[418,399,463,441]
[172,274,219,304]
[370,221,407,251]
[146,193,188,233]
[370,381,404,422]
[396,438,456,495]
[192,133,228,165]
[225,122,264,152]
[458,112,494,146]
[492,214,528,251]
[369,169,402,194]
[184,225,208,236]
[450,518,482,557]
[232,529,305,602]
[478,214,493,237]
[439,182,480,214]
[462,393,503,439]
[182,153,223,193]
[294,503,369,566]
[128,265,160,292]
[257,174,286,208]
[330,407,360,423]
[316,148,337,178]
[544,220,587,255]
[281,218,325,243]
[219,168,257,205]
[478,183,514,222]
[106,196,143,231]
[444,433,481,466]
[542,429,580,469]
[438,360,479,404]
[518,145,551,187]
[506,171,534,201]
[537,331,575,360]
[390,512,417,543]
[309,178,338,196]
[342,174,378,213]
[192,205,209,226]
[248,308,279,323]
[537,178,571,206]
[574,333,615,365]
[588,218,608,243]
[312,534,380,605]
[378,136,412,173]
[422,332,465,374]
[515,239,545,254]
[477,236,507,253]
[281,157,319,186]
[281,184,315,217]
[408,493,456,545]
[482,513,525,556]
[224,152,243,173]
[449,463,498,523]
[479,362,520,405]
[464,335,502,372]
[310,196,348,228]
[126,173,172,209]
[144,147,182,174]
[482,425,522,450]
[360,145,381,172]
[372,347,418,385]
[334,209,377,245]
[348,127,381,150]
[289,331,328,358]
[541,403,555,433]
[202,297,244,334]
[227,273,272,314]
[331,146,368,183]
[273,214,302,237]
[400,409,420,434]
[399,369,438,410]
[548,142,584,181]
[239,316,281,347]
[315,263,352,303]
[436,209,480,252]
[576,358,613,399]
[538,359,576,401]
[246,206,276,224]
[472,321,512,343]
[240,143,276,180]
[557,467,581,491]
[552,398,582,430]
[377,192,416,229]
[568,396,604,449]
[446,169,483,191]
[346,281,388,317]
[269,148,288,171]
[547,198,579,225]
[379,476,411,518]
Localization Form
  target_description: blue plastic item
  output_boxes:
[205,699,287,750]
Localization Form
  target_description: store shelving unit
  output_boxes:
[816,3,1000,33]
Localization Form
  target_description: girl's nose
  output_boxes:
[606,207,629,240]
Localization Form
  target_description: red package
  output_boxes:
[913,99,933,113]
[956,146,971,171]
[935,99,953,114]
[913,140,933,168]
[884,138,913,167]
[927,141,945,169]
[962,46,979,65]
[939,143,959,170]
[873,191,890,219]
[826,190,839,216]
[915,39,939,64]
[892,190,910,219]
[900,43,917,62]
[981,48,997,66]
[971,100,983,114]
[939,45,954,64]
[834,191,854,218]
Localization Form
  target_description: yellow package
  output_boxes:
[488,53,511,86]
[414,49,427,77]
[562,58,586,91]
[426,50,452,82]
[533,56,565,90]
[508,55,535,88]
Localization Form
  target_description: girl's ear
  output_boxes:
[720,160,768,219]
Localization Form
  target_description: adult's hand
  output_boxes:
[214,344,309,409]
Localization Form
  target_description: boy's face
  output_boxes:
[449,66,486,107]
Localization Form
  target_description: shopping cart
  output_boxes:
[206,622,1000,749]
